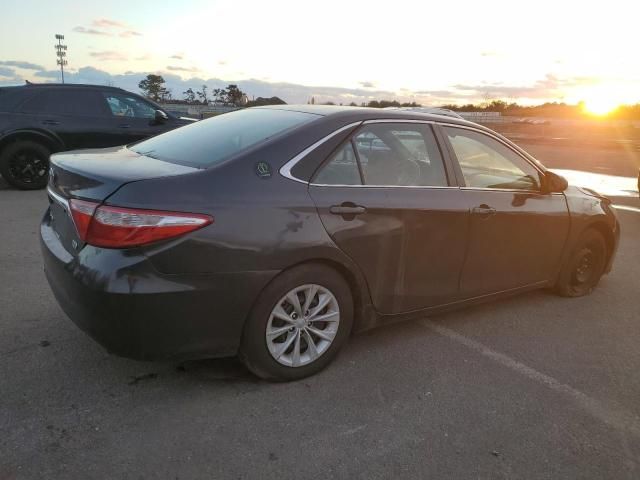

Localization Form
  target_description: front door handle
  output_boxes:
[472,204,496,218]
[119,124,131,129]
[330,205,366,215]
[42,119,59,126]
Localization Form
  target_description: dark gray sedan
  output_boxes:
[41,105,619,381]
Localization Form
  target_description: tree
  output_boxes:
[183,88,196,103]
[138,74,167,102]
[197,85,209,104]
[225,84,245,106]
[212,88,225,104]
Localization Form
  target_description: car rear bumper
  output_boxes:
[40,215,277,361]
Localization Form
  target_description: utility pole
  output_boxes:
[54,34,67,83]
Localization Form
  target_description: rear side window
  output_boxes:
[354,123,448,187]
[131,108,319,168]
[313,142,361,185]
[20,89,107,116]
[0,88,35,112]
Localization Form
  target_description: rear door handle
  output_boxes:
[472,204,496,218]
[330,205,366,215]
[119,124,131,129]
[42,120,59,126]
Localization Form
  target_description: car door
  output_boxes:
[18,88,113,149]
[439,125,570,297]
[309,121,469,314]
[102,92,172,145]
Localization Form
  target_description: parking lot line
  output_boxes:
[420,319,640,440]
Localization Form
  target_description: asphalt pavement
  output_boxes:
[1,143,639,479]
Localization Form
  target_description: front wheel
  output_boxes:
[0,140,50,190]
[554,229,607,297]
[240,264,353,381]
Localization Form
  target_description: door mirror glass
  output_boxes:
[543,171,569,193]
[154,109,169,124]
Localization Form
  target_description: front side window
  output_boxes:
[103,93,157,119]
[353,124,448,187]
[444,127,541,191]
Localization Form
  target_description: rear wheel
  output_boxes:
[240,264,353,381]
[0,140,50,190]
[555,229,607,297]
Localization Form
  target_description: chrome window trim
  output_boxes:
[309,183,457,189]
[47,187,70,211]
[363,119,435,125]
[460,186,564,196]
[279,121,362,184]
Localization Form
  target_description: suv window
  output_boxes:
[131,108,318,168]
[444,127,540,191]
[313,142,361,185]
[20,89,107,116]
[353,124,448,187]
[103,92,157,119]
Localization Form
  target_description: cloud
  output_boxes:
[73,26,112,36]
[170,54,184,60]
[359,81,375,88]
[0,60,45,70]
[167,65,199,72]
[218,61,227,66]
[120,30,142,38]
[93,18,128,29]
[10,66,592,106]
[89,51,128,61]
[76,19,141,38]
[0,67,16,77]
[451,74,601,100]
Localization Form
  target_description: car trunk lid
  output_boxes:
[46,146,199,254]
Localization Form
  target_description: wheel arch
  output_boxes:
[582,220,616,268]
[0,129,64,154]
[243,256,375,339]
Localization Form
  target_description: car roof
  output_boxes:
[11,82,128,93]
[257,104,481,128]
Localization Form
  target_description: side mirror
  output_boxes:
[543,171,568,193]
[154,109,168,125]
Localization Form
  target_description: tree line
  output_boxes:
[138,74,248,106]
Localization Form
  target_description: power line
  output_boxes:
[54,34,67,83]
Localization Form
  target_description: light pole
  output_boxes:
[55,34,67,83]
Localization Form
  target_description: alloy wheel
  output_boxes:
[265,284,340,367]
[9,151,48,185]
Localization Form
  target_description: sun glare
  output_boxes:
[582,98,619,116]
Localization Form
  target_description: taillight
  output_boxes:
[69,199,98,241]
[69,200,213,248]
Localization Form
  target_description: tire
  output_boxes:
[0,140,50,190]
[554,229,607,297]
[240,264,353,381]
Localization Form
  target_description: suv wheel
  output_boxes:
[0,140,50,190]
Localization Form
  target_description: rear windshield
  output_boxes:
[130,108,319,168]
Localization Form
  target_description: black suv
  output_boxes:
[0,83,195,189]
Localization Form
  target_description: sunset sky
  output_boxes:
[1,0,638,108]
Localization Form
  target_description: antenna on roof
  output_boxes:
[25,80,33,85]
